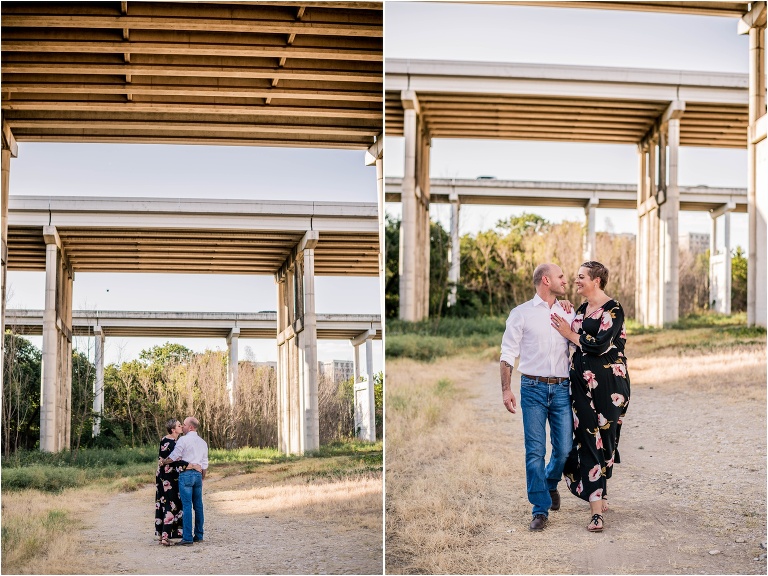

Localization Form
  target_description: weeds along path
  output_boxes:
[74,468,383,574]
[385,346,766,575]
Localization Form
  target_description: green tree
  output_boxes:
[139,342,194,366]
[2,334,42,454]
[731,245,747,312]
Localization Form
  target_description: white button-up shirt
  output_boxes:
[168,430,209,470]
[500,293,576,378]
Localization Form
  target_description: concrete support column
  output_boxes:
[92,326,105,437]
[661,117,681,324]
[710,203,736,314]
[646,141,660,327]
[400,93,419,322]
[353,342,361,383]
[226,327,240,407]
[583,198,598,261]
[40,226,74,452]
[365,135,385,301]
[399,91,431,321]
[350,328,375,442]
[635,145,648,325]
[301,244,319,452]
[1,123,17,413]
[275,231,319,455]
[448,191,460,307]
[745,18,767,326]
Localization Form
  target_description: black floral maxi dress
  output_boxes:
[563,300,630,503]
[155,438,188,540]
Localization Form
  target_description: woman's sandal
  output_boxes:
[160,538,173,546]
[587,514,604,532]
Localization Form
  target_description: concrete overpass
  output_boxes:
[5,308,381,438]
[0,1,384,454]
[5,195,380,452]
[386,53,765,328]
[387,177,745,314]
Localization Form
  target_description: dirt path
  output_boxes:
[74,471,383,575]
[386,348,767,574]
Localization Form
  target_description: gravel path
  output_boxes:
[76,472,383,575]
[467,358,767,574]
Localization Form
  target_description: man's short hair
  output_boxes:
[533,263,553,287]
[581,261,609,290]
[185,416,200,430]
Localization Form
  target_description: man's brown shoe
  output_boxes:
[529,514,548,531]
[549,489,561,511]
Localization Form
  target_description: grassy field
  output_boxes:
[386,311,766,361]
[1,440,382,574]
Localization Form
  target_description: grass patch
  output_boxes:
[387,312,765,361]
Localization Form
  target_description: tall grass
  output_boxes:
[387,312,765,361]
[1,440,381,493]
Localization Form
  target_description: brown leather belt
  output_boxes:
[521,374,569,384]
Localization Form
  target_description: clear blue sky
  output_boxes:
[6,144,382,370]
[384,1,749,251]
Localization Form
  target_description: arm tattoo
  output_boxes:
[500,360,513,392]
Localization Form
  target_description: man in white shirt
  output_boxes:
[163,416,209,545]
[500,263,575,531]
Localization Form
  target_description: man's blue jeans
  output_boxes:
[520,375,573,517]
[178,470,204,542]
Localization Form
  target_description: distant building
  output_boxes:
[679,232,710,255]
[318,360,354,383]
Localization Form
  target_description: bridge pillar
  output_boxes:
[448,191,460,307]
[400,90,431,321]
[92,325,105,437]
[647,140,661,327]
[351,328,376,441]
[226,327,240,406]
[583,197,599,261]
[276,231,319,455]
[710,203,736,314]
[635,144,649,325]
[41,226,74,452]
[366,135,385,297]
[1,121,17,413]
[658,117,681,324]
[742,10,767,327]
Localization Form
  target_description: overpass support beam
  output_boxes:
[710,203,736,314]
[40,226,74,452]
[351,328,376,441]
[92,326,105,438]
[740,6,767,326]
[275,231,319,455]
[226,327,240,406]
[639,100,684,327]
[1,121,17,418]
[583,197,599,261]
[399,91,431,321]
[448,191,460,307]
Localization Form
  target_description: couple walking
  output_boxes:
[154,416,209,546]
[500,261,630,532]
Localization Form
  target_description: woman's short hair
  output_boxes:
[581,261,609,290]
[165,418,179,434]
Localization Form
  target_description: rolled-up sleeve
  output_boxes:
[500,308,523,366]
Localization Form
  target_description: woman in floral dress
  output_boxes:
[551,261,630,533]
[155,419,193,545]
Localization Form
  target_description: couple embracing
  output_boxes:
[500,261,630,533]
